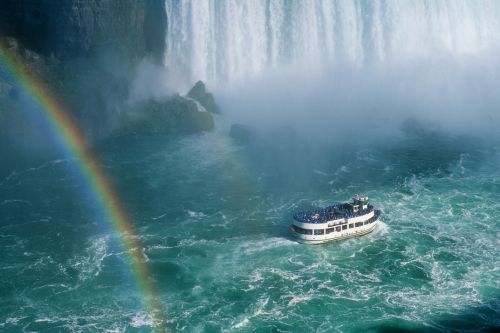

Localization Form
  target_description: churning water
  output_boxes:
[1,129,499,332]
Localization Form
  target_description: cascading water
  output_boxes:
[3,2,500,332]
[164,0,500,84]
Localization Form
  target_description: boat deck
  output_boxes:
[293,203,374,224]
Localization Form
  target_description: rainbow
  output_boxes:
[0,38,165,331]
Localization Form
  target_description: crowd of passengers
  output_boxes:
[293,204,374,223]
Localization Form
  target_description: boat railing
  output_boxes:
[294,204,374,224]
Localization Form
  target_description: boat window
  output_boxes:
[349,224,354,229]
[335,226,341,232]
[364,220,370,225]
[355,222,363,227]
[293,225,312,235]
[314,229,325,235]
[342,225,347,230]
[326,227,335,234]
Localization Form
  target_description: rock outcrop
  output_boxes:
[187,80,220,114]
[230,124,255,144]
[0,0,169,140]
[118,82,217,136]
[0,1,221,145]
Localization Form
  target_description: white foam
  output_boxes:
[249,271,263,283]
[184,96,208,112]
[313,169,328,176]
[267,267,300,281]
[151,213,167,220]
[68,236,108,283]
[191,285,202,296]
[232,317,250,329]
[187,210,206,218]
[178,238,220,247]
[148,244,174,250]
[141,247,150,262]
[339,165,349,173]
[32,255,56,268]
[238,237,296,255]
[4,317,22,324]
[373,221,389,236]
[130,312,154,328]
[287,294,312,306]
[35,317,55,323]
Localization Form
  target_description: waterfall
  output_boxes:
[164,0,500,84]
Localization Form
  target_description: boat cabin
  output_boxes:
[291,195,380,244]
[352,195,369,210]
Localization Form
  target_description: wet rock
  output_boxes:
[230,124,255,144]
[187,80,220,114]
[121,94,214,136]
[0,0,166,61]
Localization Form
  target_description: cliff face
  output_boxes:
[0,0,218,150]
[0,1,218,177]
[0,0,169,137]
[0,0,166,61]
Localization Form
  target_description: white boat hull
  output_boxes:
[291,219,379,244]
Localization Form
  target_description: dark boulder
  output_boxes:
[187,80,220,114]
[230,124,255,144]
[120,94,214,136]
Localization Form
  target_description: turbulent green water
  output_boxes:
[1,129,499,332]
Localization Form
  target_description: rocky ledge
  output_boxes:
[118,81,218,136]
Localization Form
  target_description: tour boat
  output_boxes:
[291,195,381,244]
